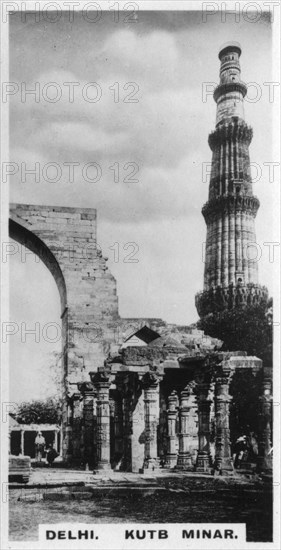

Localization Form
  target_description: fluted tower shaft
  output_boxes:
[196,43,268,317]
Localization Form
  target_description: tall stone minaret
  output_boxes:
[196,42,268,318]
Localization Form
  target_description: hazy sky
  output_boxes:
[9,9,274,402]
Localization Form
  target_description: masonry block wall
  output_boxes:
[9,203,121,459]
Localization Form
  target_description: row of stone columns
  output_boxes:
[165,381,212,473]
[166,385,195,470]
[66,363,272,475]
[164,365,270,475]
[87,370,162,473]
[89,371,214,474]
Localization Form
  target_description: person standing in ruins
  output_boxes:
[35,432,45,462]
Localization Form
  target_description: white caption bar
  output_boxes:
[38,523,246,549]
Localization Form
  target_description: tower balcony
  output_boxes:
[208,118,253,150]
[202,195,260,223]
[213,81,247,103]
[195,284,269,318]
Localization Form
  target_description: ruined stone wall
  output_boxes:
[10,204,120,384]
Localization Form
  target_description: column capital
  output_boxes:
[141,370,162,390]
[89,370,112,388]
[194,367,213,388]
[77,381,95,395]
[214,362,234,386]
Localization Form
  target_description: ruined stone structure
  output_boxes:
[195,42,268,317]
[69,343,268,475]
[9,44,272,475]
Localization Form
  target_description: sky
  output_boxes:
[8,8,275,402]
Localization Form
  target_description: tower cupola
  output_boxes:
[214,41,247,125]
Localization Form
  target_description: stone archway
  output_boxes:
[9,203,120,461]
[9,214,67,310]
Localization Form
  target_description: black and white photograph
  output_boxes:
[0,1,279,548]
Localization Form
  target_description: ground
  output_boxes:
[8,468,272,542]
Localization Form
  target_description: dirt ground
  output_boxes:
[9,489,272,542]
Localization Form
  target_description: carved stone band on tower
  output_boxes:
[195,42,268,317]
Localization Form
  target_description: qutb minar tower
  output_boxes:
[196,42,268,318]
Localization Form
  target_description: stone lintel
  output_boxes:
[113,364,151,374]
[220,356,262,372]
[220,351,247,358]
[163,359,181,369]
[122,346,168,366]
[112,359,184,373]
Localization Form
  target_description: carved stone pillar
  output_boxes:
[119,373,144,473]
[257,367,273,473]
[72,393,83,463]
[20,429,25,456]
[113,390,124,467]
[214,365,234,474]
[177,383,195,470]
[64,396,73,463]
[78,382,95,468]
[195,378,212,472]
[90,372,112,472]
[141,371,161,472]
[109,396,115,463]
[120,376,133,472]
[159,387,168,464]
[165,390,178,468]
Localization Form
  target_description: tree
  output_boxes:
[15,397,62,424]
[197,301,273,367]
